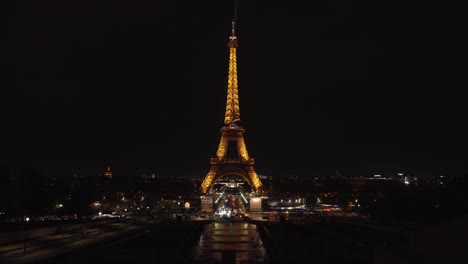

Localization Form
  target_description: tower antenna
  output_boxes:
[232,0,238,36]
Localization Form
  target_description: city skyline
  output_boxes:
[2,1,464,179]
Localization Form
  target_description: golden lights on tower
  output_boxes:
[224,22,240,125]
[200,21,263,194]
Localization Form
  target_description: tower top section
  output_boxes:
[229,21,237,45]
[224,21,240,125]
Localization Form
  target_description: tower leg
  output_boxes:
[200,165,220,194]
[247,165,263,192]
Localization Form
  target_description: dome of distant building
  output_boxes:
[104,166,112,179]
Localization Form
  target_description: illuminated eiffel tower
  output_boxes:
[200,22,263,194]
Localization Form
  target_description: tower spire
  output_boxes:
[231,21,235,37]
[224,20,240,125]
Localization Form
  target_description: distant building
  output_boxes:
[258,174,272,180]
[104,166,112,179]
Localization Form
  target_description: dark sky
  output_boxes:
[2,1,465,178]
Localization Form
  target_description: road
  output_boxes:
[0,217,414,264]
[34,220,208,264]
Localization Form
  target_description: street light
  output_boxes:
[24,217,30,255]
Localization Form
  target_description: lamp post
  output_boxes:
[23,217,30,255]
[72,215,76,240]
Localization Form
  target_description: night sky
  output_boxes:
[2,1,464,178]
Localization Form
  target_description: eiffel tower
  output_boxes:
[200,22,263,194]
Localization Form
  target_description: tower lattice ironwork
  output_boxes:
[200,22,263,194]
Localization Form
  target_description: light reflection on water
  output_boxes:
[190,220,266,263]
